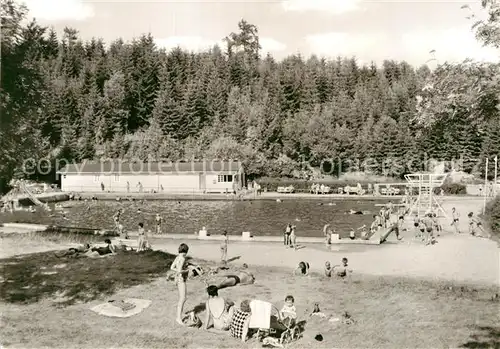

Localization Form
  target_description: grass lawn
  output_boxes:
[1,234,499,348]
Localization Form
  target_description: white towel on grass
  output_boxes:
[90,298,152,318]
[249,299,272,328]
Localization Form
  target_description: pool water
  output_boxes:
[0,199,378,238]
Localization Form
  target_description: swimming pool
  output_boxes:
[0,199,378,238]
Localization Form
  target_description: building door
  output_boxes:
[199,173,206,191]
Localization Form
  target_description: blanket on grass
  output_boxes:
[90,298,152,318]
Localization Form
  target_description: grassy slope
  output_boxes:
[1,238,499,349]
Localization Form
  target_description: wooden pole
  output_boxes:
[483,158,488,214]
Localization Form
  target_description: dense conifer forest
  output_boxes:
[1,0,499,192]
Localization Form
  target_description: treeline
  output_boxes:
[1,0,499,192]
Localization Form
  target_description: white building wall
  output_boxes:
[111,175,158,192]
[61,173,107,192]
[205,173,236,193]
[158,174,200,193]
[61,170,244,193]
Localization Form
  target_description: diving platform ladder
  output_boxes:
[404,173,448,219]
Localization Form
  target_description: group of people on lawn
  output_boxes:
[169,243,258,342]
[168,235,354,343]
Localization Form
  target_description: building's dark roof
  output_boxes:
[58,160,243,174]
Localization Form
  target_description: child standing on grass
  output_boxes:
[171,243,190,326]
[221,230,229,264]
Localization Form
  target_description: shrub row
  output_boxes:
[433,182,468,195]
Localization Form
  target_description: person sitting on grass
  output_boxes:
[293,261,310,276]
[280,295,297,327]
[332,258,352,278]
[204,285,235,331]
[90,239,117,256]
[324,261,332,277]
[229,300,252,343]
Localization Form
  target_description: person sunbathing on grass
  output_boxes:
[90,239,117,256]
[55,243,90,258]
[205,264,255,289]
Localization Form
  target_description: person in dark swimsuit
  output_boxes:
[211,265,255,289]
[91,239,116,255]
[215,272,254,289]
[284,224,292,246]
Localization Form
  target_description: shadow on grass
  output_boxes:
[460,326,500,348]
[0,249,175,307]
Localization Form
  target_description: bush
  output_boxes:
[434,182,467,195]
[485,195,500,240]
